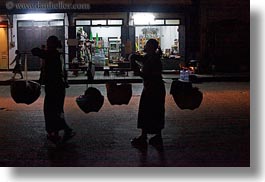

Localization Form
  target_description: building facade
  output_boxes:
[0,0,249,72]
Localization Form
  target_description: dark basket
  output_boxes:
[172,87,203,110]
[76,87,104,113]
[170,79,192,94]
[10,80,41,105]
[170,80,203,110]
[106,82,132,105]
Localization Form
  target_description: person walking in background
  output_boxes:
[129,39,166,148]
[10,50,23,79]
[31,35,75,145]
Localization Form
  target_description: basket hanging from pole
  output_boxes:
[106,82,132,105]
[76,87,104,113]
[170,79,203,110]
[10,53,41,105]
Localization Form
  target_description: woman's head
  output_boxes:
[47,35,62,50]
[144,39,159,54]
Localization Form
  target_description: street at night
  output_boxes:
[0,0,251,175]
[0,81,249,167]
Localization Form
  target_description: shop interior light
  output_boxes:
[21,13,57,21]
[133,13,155,25]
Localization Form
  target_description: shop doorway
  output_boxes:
[0,22,8,70]
[75,19,123,70]
[17,20,64,70]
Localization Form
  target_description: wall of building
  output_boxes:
[199,0,249,72]
[7,13,68,70]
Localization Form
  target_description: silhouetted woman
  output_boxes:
[10,50,23,79]
[129,39,166,147]
[31,36,75,144]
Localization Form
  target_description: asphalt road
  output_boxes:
[0,82,250,167]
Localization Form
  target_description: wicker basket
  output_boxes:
[10,80,41,105]
[170,80,203,110]
[76,87,104,113]
[106,82,132,105]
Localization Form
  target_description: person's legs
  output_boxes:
[11,73,16,79]
[131,129,148,146]
[19,72,23,79]
[149,130,163,146]
[44,92,62,144]
[47,131,61,144]
[44,86,76,144]
[141,129,147,139]
[56,87,76,142]
[63,128,76,142]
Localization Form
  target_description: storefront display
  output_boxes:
[71,13,184,74]
[75,22,122,70]
[131,13,183,71]
[108,38,121,62]
[135,26,179,57]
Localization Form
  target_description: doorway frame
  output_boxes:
[0,21,9,70]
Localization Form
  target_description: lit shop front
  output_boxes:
[74,19,123,70]
[130,13,184,71]
[70,12,185,73]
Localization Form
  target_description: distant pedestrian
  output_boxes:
[10,50,23,79]
[129,39,166,148]
[31,35,75,144]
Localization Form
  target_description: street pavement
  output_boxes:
[0,81,250,167]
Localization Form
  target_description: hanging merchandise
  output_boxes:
[95,32,99,53]
[106,82,132,105]
[76,87,104,113]
[89,31,93,41]
[10,54,41,105]
[75,41,103,113]
[86,41,95,81]
[86,62,95,81]
[170,79,203,110]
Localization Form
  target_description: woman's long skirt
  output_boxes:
[44,84,70,133]
[137,80,166,134]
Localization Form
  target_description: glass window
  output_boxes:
[132,13,155,25]
[49,20,64,26]
[150,19,165,25]
[18,21,33,27]
[165,19,180,25]
[90,26,121,44]
[92,20,107,25]
[108,20,123,25]
[76,20,91,25]
[90,26,121,62]
[135,26,179,54]
[33,21,49,27]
